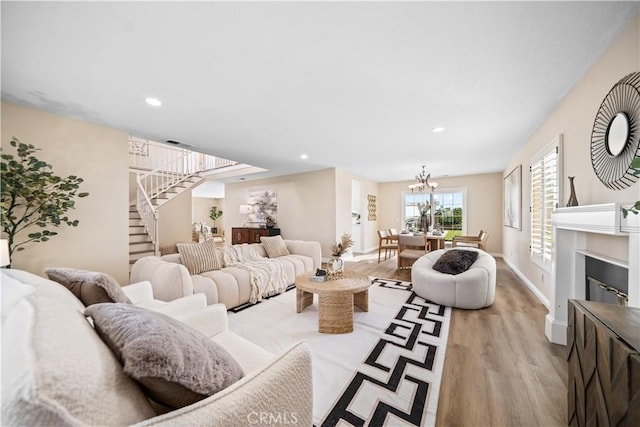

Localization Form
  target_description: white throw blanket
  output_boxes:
[219,244,290,303]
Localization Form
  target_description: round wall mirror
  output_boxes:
[605,112,629,157]
[590,72,640,190]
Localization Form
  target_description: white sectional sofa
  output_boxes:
[1,268,313,426]
[131,239,322,309]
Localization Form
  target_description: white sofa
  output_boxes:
[131,239,322,309]
[1,269,313,426]
[411,248,496,309]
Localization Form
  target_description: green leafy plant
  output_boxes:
[1,138,89,261]
[209,206,223,231]
[621,157,640,218]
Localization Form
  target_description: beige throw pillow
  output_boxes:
[260,235,290,258]
[85,303,244,409]
[45,267,131,306]
[176,240,222,274]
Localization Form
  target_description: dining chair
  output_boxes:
[397,234,431,270]
[377,229,398,263]
[452,230,489,251]
[387,228,399,243]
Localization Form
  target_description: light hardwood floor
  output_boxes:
[345,253,568,427]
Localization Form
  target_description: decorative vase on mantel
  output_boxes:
[566,176,579,207]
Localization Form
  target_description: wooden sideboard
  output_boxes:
[231,227,281,245]
[567,300,640,426]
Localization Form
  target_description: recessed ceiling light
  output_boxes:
[300,154,309,160]
[145,97,162,107]
[432,127,445,133]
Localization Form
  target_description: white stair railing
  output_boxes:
[130,137,238,255]
[136,181,159,255]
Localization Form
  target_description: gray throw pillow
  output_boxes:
[85,303,244,409]
[432,250,479,275]
[45,267,131,306]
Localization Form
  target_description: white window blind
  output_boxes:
[530,136,561,270]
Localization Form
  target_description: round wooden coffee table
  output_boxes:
[295,270,371,334]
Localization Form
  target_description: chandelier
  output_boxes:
[408,165,438,192]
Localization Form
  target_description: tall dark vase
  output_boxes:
[567,176,579,207]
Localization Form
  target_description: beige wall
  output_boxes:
[503,14,640,303]
[225,168,337,256]
[192,197,225,233]
[378,173,503,254]
[157,189,192,254]
[1,102,131,283]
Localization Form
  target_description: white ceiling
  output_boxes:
[2,1,638,186]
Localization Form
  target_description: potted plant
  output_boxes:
[209,206,223,234]
[1,138,89,264]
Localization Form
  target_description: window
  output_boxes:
[433,191,465,231]
[401,188,466,233]
[530,135,562,270]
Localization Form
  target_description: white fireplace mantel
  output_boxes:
[546,203,639,345]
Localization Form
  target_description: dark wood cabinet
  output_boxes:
[567,300,640,427]
[231,227,281,245]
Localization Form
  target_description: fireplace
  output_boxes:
[546,203,639,345]
[585,255,628,306]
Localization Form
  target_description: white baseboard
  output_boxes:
[545,314,567,345]
[502,256,550,309]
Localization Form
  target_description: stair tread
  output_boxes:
[130,249,155,255]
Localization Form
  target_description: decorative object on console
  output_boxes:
[265,214,276,228]
[566,176,579,207]
[504,164,521,229]
[590,71,640,190]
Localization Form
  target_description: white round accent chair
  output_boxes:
[411,248,496,309]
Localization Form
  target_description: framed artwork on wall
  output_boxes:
[504,165,521,230]
[246,190,277,226]
[367,195,377,221]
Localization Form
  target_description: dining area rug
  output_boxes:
[227,277,451,426]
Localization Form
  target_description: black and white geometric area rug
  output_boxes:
[227,277,451,427]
